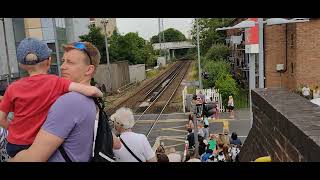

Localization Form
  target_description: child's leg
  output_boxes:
[6,142,31,158]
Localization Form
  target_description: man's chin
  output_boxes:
[61,74,70,79]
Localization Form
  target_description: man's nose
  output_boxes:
[60,62,67,70]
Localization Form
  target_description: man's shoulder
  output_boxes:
[54,92,95,109]
[58,92,93,101]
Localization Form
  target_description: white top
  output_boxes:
[113,131,155,162]
[187,158,201,162]
[228,99,234,106]
[302,87,310,96]
[167,153,182,162]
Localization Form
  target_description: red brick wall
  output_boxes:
[264,25,287,88]
[264,19,320,90]
[295,20,320,89]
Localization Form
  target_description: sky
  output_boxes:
[116,18,194,40]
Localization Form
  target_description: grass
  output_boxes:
[146,69,160,79]
[146,65,169,79]
[234,88,249,109]
[187,61,198,94]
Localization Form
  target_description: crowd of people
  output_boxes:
[184,91,241,162]
[0,37,241,162]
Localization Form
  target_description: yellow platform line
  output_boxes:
[223,120,229,133]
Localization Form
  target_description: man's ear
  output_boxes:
[85,65,95,76]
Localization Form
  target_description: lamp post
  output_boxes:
[196,18,202,89]
[216,18,310,128]
[1,18,12,83]
[100,18,112,92]
[52,18,61,77]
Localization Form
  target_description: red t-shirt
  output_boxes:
[0,74,71,145]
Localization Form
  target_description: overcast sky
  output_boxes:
[116,18,194,40]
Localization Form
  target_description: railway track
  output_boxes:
[106,60,187,115]
[134,60,192,138]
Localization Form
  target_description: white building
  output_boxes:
[0,18,90,85]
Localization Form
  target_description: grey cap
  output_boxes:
[17,37,52,65]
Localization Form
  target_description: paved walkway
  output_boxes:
[132,108,250,152]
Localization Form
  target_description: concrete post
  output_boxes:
[249,53,256,128]
[258,18,264,88]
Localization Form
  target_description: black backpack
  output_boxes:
[58,97,115,162]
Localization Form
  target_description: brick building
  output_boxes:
[227,18,320,91]
[265,18,320,90]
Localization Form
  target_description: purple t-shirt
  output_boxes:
[42,92,96,162]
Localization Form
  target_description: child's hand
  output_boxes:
[93,87,103,97]
[0,96,3,102]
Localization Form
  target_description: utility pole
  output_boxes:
[1,18,12,83]
[258,18,264,88]
[101,18,112,92]
[196,18,202,89]
[161,18,166,60]
[52,18,61,76]
[158,18,162,56]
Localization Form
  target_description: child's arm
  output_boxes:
[0,111,9,129]
[69,82,103,97]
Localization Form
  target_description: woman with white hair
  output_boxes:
[111,107,157,162]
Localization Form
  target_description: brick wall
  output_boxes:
[264,24,287,88]
[239,88,320,162]
[264,19,320,90]
[295,20,320,88]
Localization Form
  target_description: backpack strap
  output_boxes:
[58,146,72,162]
[120,137,143,162]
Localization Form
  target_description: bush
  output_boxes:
[215,74,238,107]
[205,43,230,60]
[202,58,230,88]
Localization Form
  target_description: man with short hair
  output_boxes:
[10,42,121,162]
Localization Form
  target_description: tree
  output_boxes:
[79,25,106,64]
[191,18,233,55]
[205,43,230,60]
[150,28,187,44]
[108,32,156,65]
[202,59,230,88]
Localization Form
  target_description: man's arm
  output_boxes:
[69,82,103,97]
[9,129,63,162]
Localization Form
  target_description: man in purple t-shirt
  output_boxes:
[10,42,121,162]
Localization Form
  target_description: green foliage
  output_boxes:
[205,43,230,60]
[108,32,156,65]
[234,88,249,108]
[191,18,233,55]
[80,27,157,66]
[215,73,238,107]
[146,69,160,79]
[79,25,106,63]
[150,28,187,44]
[202,59,230,88]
